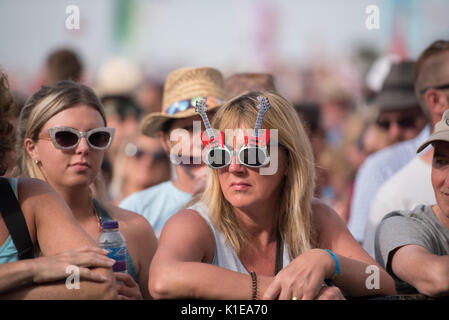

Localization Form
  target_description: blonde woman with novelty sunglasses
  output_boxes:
[13,80,157,299]
[149,91,396,300]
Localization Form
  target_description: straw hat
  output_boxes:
[225,72,276,100]
[141,67,225,137]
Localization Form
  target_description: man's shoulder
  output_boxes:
[120,181,173,206]
[381,205,430,225]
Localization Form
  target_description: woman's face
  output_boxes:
[217,127,288,211]
[32,104,106,189]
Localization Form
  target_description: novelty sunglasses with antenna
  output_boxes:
[194,96,271,169]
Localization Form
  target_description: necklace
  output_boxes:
[92,200,102,233]
[274,230,283,275]
[242,229,283,276]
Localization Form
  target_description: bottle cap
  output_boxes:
[102,220,119,230]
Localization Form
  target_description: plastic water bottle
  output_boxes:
[98,220,128,274]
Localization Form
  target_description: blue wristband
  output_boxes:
[324,249,340,280]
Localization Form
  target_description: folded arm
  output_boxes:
[0,178,116,299]
[149,209,272,300]
[390,244,449,297]
[311,199,396,297]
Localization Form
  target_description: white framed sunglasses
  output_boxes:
[201,131,271,169]
[46,126,115,150]
[195,96,272,169]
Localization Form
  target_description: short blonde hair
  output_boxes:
[200,90,316,259]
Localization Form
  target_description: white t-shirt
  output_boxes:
[363,156,435,257]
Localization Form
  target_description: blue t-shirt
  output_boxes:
[0,178,20,264]
[119,181,192,238]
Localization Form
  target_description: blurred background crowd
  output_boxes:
[1,0,449,225]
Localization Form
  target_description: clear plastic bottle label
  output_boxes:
[106,246,127,272]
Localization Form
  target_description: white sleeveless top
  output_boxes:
[188,201,292,274]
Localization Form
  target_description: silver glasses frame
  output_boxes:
[195,95,272,169]
[204,143,270,169]
[47,126,115,150]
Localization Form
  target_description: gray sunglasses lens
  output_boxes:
[207,148,231,168]
[88,131,111,148]
[54,130,79,148]
[239,147,266,167]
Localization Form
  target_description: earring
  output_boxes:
[35,160,41,165]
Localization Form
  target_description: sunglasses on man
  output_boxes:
[419,83,449,95]
[376,116,417,130]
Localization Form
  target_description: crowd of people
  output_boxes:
[1,39,449,300]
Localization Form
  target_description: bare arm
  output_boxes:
[312,199,396,297]
[263,199,395,300]
[149,209,273,300]
[264,200,395,300]
[0,259,37,294]
[1,269,116,300]
[390,244,449,297]
[0,178,116,299]
[0,246,115,295]
[133,216,158,300]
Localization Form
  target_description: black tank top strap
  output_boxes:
[93,198,113,224]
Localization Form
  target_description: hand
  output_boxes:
[316,285,346,300]
[32,246,115,284]
[263,249,334,300]
[114,272,143,300]
[192,166,208,195]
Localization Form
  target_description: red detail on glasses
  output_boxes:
[244,130,271,148]
[201,131,225,148]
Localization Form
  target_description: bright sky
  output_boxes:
[1,0,448,91]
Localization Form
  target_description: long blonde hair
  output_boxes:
[13,80,108,202]
[200,90,316,259]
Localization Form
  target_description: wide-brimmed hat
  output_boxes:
[225,72,277,100]
[417,109,449,153]
[371,61,419,111]
[141,67,225,137]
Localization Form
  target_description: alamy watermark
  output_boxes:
[65,5,80,30]
[365,5,380,30]
[365,265,380,290]
[65,265,80,290]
